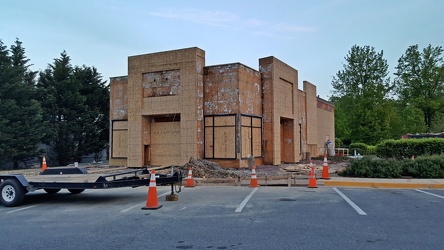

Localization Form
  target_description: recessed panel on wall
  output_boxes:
[112,120,128,158]
[150,121,181,166]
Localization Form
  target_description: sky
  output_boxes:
[1,0,443,100]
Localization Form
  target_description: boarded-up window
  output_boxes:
[204,115,236,159]
[241,115,262,158]
[142,69,180,97]
[112,120,128,158]
[150,121,181,166]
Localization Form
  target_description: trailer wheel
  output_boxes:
[68,189,85,194]
[1,179,25,207]
[44,188,61,194]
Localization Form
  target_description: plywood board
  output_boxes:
[205,127,214,158]
[252,117,261,127]
[112,130,128,158]
[214,127,236,158]
[241,127,251,158]
[214,115,235,126]
[252,127,262,156]
[241,116,251,126]
[150,121,181,166]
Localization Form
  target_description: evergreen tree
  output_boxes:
[73,65,109,162]
[0,39,45,168]
[37,52,108,166]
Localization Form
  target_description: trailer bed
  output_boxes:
[0,166,183,207]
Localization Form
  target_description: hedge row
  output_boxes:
[376,139,444,159]
[348,143,376,155]
[339,155,444,178]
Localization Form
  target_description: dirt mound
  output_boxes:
[180,158,349,179]
[181,159,240,178]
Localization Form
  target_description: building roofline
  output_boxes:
[317,96,334,106]
[204,62,259,73]
[128,47,203,59]
[110,75,128,80]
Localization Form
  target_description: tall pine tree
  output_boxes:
[37,52,109,166]
[0,39,45,168]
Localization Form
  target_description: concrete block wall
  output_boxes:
[303,81,318,146]
[110,76,128,120]
[126,47,205,167]
[260,57,299,165]
[317,98,335,156]
[109,46,334,168]
[203,63,262,168]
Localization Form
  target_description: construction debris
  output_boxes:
[180,158,348,179]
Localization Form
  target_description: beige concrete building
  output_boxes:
[109,47,334,168]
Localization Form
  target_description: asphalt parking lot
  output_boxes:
[1,186,444,249]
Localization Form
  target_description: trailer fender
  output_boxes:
[0,174,30,188]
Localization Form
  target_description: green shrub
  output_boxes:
[376,138,444,159]
[400,155,444,178]
[349,142,368,155]
[339,156,401,178]
[340,155,444,178]
[367,146,376,155]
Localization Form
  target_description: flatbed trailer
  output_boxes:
[0,166,183,207]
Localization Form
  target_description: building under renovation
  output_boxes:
[109,47,334,168]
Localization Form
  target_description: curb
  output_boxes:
[324,180,444,189]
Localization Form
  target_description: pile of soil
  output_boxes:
[181,159,240,178]
[180,158,349,179]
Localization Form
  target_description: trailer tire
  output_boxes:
[68,189,85,194]
[44,188,61,194]
[1,179,26,207]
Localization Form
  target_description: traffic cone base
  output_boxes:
[142,169,163,210]
[321,154,331,180]
[249,166,259,187]
[185,167,195,187]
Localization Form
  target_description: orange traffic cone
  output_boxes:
[249,165,259,187]
[308,160,318,188]
[41,156,47,171]
[185,167,195,187]
[321,154,331,180]
[142,169,162,210]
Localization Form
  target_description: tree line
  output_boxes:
[0,39,109,169]
[331,44,444,146]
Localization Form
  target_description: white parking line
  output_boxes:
[333,187,367,215]
[235,187,258,213]
[120,191,170,212]
[6,205,40,214]
[415,189,444,199]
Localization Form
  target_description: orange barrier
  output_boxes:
[321,154,331,180]
[308,160,318,188]
[249,165,259,187]
[42,156,47,171]
[185,167,195,187]
[142,169,163,210]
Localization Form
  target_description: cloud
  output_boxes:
[273,23,317,33]
[150,8,238,26]
[150,7,316,39]
[252,31,294,40]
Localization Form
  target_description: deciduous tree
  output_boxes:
[331,45,395,145]
[394,44,444,132]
